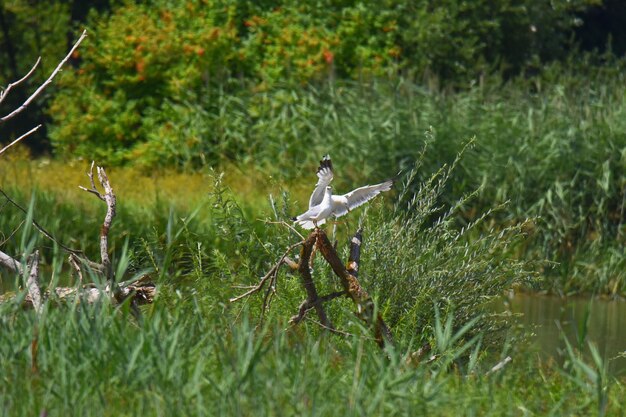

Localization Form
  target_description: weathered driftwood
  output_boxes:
[26,251,42,313]
[1,30,87,123]
[232,227,394,348]
[0,249,22,274]
[78,161,117,283]
[0,281,156,309]
[0,163,155,312]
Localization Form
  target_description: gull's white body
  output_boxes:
[293,155,393,229]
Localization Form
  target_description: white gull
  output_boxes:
[293,155,393,229]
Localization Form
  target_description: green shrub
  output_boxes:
[47,0,601,165]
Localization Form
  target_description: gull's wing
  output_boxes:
[308,155,334,208]
[332,180,394,218]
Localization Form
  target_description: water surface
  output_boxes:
[502,294,626,374]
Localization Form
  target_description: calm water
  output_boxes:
[501,294,626,375]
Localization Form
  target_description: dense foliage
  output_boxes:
[1,159,623,415]
[42,0,599,162]
[2,2,626,415]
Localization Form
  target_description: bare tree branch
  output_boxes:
[26,251,42,313]
[0,124,42,156]
[0,248,22,274]
[0,56,41,106]
[79,162,116,282]
[347,228,363,278]
[78,161,104,200]
[1,30,87,123]
[0,188,84,254]
[296,232,333,329]
[68,254,83,283]
[229,241,302,302]
[315,229,393,347]
[289,291,344,325]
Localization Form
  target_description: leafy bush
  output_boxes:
[47,0,600,164]
[48,1,241,165]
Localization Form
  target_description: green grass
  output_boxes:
[1,149,625,415]
[5,61,626,296]
[33,60,626,294]
[2,61,626,415]
[1,296,624,416]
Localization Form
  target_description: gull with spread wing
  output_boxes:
[293,155,393,229]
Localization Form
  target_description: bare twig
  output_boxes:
[289,291,345,324]
[68,254,84,283]
[26,251,42,313]
[229,241,302,302]
[306,318,355,337]
[0,188,84,255]
[78,161,104,200]
[485,356,512,376]
[0,124,42,156]
[1,30,87,123]
[264,220,305,240]
[283,256,299,270]
[0,56,41,106]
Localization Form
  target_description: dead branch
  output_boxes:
[232,227,393,348]
[0,57,41,106]
[347,228,363,277]
[289,291,344,324]
[78,162,116,282]
[1,30,87,123]
[293,232,333,329]
[229,241,302,303]
[0,248,23,274]
[0,281,156,310]
[26,251,42,313]
[0,124,42,157]
[68,254,83,283]
[315,229,393,347]
[0,188,84,255]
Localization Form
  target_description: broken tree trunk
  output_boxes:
[231,227,394,348]
[290,232,334,329]
[26,250,42,313]
[314,229,393,348]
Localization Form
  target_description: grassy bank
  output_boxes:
[1,135,624,415]
[2,299,624,416]
[4,63,626,295]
